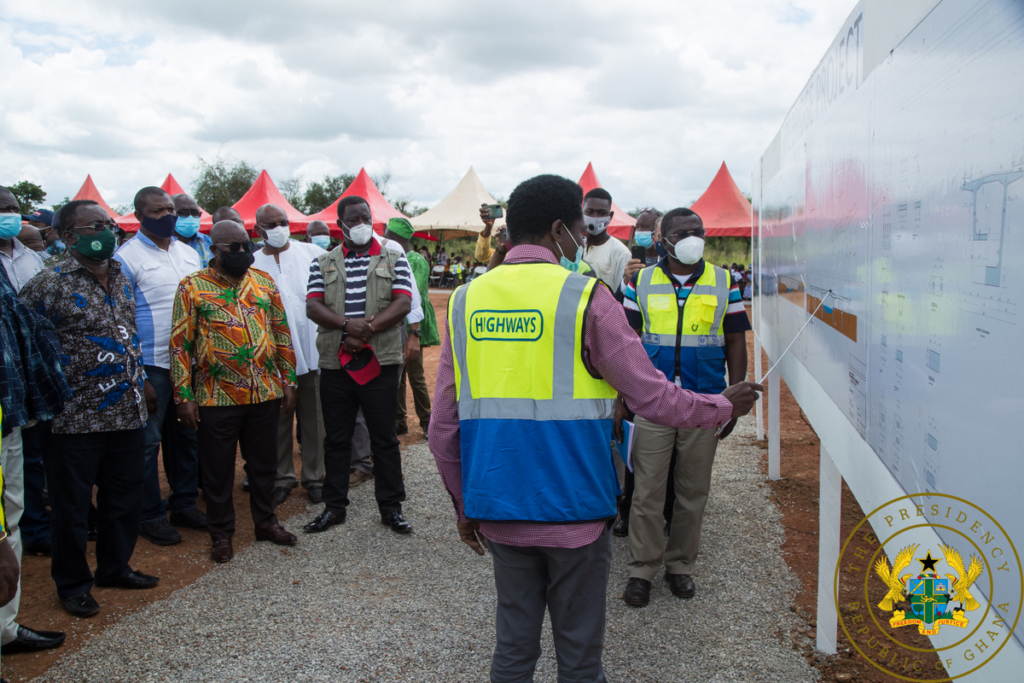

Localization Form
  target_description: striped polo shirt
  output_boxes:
[306,238,412,323]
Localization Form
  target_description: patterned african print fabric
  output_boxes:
[170,266,296,407]
[0,266,71,431]
[18,254,147,434]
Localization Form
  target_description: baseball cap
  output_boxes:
[337,345,381,385]
[23,209,54,226]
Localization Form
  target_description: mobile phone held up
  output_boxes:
[631,245,647,262]
[486,203,504,219]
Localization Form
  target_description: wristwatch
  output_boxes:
[342,318,348,332]
[409,329,421,338]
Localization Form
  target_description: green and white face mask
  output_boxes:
[72,228,117,260]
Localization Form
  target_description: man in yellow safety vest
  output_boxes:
[429,174,762,682]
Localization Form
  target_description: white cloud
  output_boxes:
[0,0,854,211]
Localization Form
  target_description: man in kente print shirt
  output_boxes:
[170,220,300,564]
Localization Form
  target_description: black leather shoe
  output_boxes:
[139,518,181,545]
[271,486,290,509]
[95,569,159,590]
[307,485,323,504]
[613,516,629,537]
[61,592,100,618]
[381,510,412,534]
[396,423,409,435]
[666,572,695,599]
[23,539,52,556]
[241,476,250,492]
[1,625,66,654]
[169,507,207,530]
[303,509,345,533]
[623,577,651,607]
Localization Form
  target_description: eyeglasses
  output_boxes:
[176,209,201,218]
[258,219,289,229]
[71,221,116,234]
[665,228,706,241]
[214,241,256,253]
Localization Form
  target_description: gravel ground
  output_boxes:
[35,415,817,683]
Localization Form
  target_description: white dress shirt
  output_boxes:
[377,235,425,324]
[1,238,45,292]
[253,240,327,377]
[113,232,203,369]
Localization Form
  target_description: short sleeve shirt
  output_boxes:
[19,255,147,434]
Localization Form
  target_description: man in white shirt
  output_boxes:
[113,187,205,546]
[0,222,45,293]
[581,188,631,294]
[252,204,329,506]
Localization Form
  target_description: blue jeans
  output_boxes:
[141,366,199,523]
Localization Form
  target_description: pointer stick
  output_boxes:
[757,290,834,383]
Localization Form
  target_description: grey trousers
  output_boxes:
[276,372,326,489]
[350,409,373,474]
[488,525,612,683]
[627,417,718,580]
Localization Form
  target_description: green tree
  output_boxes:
[302,174,354,214]
[278,175,304,212]
[191,155,259,211]
[392,198,426,216]
[8,181,46,214]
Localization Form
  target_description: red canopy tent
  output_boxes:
[115,173,214,233]
[304,168,405,238]
[576,162,636,240]
[689,162,752,237]
[232,170,309,233]
[71,175,120,220]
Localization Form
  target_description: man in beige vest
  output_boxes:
[301,196,414,535]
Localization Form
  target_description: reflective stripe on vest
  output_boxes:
[448,262,619,523]
[635,263,730,347]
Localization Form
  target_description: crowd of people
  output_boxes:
[0,174,762,682]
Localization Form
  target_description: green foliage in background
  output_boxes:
[8,181,46,214]
[192,156,259,211]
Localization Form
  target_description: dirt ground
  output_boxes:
[5,293,946,682]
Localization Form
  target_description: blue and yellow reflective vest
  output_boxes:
[635,261,731,393]
[448,262,619,523]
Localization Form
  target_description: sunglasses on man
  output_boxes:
[213,241,256,253]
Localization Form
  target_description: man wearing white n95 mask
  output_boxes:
[581,187,631,294]
[302,196,415,536]
[253,204,329,508]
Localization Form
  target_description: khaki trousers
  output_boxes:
[627,417,718,580]
[397,351,431,431]
[275,372,326,490]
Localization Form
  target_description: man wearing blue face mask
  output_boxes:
[113,187,206,548]
[581,188,631,294]
[305,220,333,251]
[172,194,213,267]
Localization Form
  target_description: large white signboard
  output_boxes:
[754,0,1023,654]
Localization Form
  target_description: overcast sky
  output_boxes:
[1,0,854,213]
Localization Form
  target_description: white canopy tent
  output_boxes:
[410,166,506,238]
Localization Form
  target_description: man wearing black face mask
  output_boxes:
[170,221,299,564]
[20,200,157,618]
[114,187,205,548]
